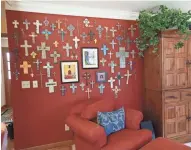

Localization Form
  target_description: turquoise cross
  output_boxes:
[101,44,109,56]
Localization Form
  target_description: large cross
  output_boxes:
[83,72,91,86]
[110,39,117,50]
[50,23,56,31]
[37,42,50,59]
[108,51,113,59]
[116,36,123,45]
[80,82,85,91]
[70,83,77,94]
[58,29,67,42]
[124,70,132,84]
[108,61,117,73]
[96,25,104,38]
[115,72,124,86]
[100,58,107,66]
[73,36,80,49]
[80,32,87,43]
[45,79,57,93]
[98,84,105,94]
[116,47,129,68]
[67,24,75,36]
[42,29,52,40]
[85,88,92,99]
[88,30,95,41]
[20,61,31,74]
[12,20,19,28]
[108,77,115,88]
[33,59,42,71]
[33,20,42,34]
[101,44,109,56]
[89,80,95,89]
[128,25,136,37]
[60,85,66,96]
[112,86,121,98]
[23,19,30,30]
[20,40,32,56]
[29,32,37,44]
[63,43,72,57]
[56,19,62,29]
[43,62,54,78]
[50,51,61,63]
[53,41,59,47]
[36,70,46,88]
[110,27,117,37]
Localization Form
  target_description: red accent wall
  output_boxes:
[6,10,143,149]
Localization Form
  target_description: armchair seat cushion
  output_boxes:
[101,129,152,150]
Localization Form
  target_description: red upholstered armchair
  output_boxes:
[66,100,152,150]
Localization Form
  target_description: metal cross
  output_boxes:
[33,59,42,71]
[85,88,92,99]
[58,29,67,42]
[98,84,105,94]
[83,18,90,27]
[43,17,49,26]
[101,44,109,56]
[20,61,31,74]
[80,82,85,91]
[116,36,123,45]
[96,25,104,38]
[20,40,32,56]
[110,27,117,37]
[110,39,117,50]
[42,29,52,40]
[108,61,117,73]
[124,70,132,84]
[36,70,46,88]
[60,85,66,96]
[73,36,80,49]
[127,61,135,71]
[12,32,19,45]
[63,43,72,57]
[37,42,50,59]
[29,32,37,44]
[43,62,54,78]
[13,69,20,80]
[45,79,57,93]
[50,51,61,63]
[128,25,136,37]
[88,30,95,41]
[126,36,132,50]
[100,58,107,66]
[23,19,30,30]
[67,24,75,36]
[108,77,115,88]
[108,51,113,59]
[12,20,19,28]
[83,72,91,86]
[115,72,124,86]
[116,47,129,68]
[33,20,42,34]
[112,86,121,98]
[130,50,136,59]
[80,32,87,43]
[70,83,77,94]
[56,19,62,29]
[116,22,121,30]
[104,27,110,40]
[89,80,95,89]
[53,41,59,47]
[30,51,37,59]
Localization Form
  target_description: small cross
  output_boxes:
[127,61,135,71]
[108,61,117,73]
[116,36,123,45]
[108,77,115,88]
[60,85,66,96]
[83,18,90,27]
[128,25,136,37]
[20,40,32,56]
[101,44,109,56]
[130,50,136,59]
[23,19,30,30]
[12,32,19,45]
[29,32,37,44]
[50,23,56,31]
[124,70,132,84]
[83,72,91,86]
[88,30,95,41]
[94,39,97,44]
[42,29,52,40]
[63,43,72,57]
[100,58,107,66]
[105,27,110,40]
[58,29,67,42]
[73,36,80,49]
[116,47,129,68]
[115,72,124,86]
[80,32,87,43]
[43,17,49,26]
[89,80,95,89]
[20,61,31,74]
[53,41,59,47]
[50,51,61,63]
[56,19,62,29]
[12,20,19,28]
[70,83,77,94]
[98,84,105,94]
[116,22,121,30]
[85,88,92,99]
[108,51,113,59]
[36,70,46,88]
[80,82,85,91]
[96,25,104,38]
[67,24,75,36]
[112,86,121,98]
[45,79,57,93]
[30,51,37,59]
[37,42,50,59]
[126,36,132,50]
[33,20,42,34]
[13,69,20,80]
[33,59,42,71]
[43,62,54,78]
[110,39,117,50]
[110,27,117,37]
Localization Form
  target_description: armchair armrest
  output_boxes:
[66,115,107,147]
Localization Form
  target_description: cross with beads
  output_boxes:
[33,20,42,34]
[50,23,56,31]
[116,47,129,68]
[67,24,75,36]
[108,77,115,88]
[131,50,136,59]
[80,82,85,91]
[89,80,95,89]
[45,79,57,93]
[98,84,105,94]
[42,29,52,40]
[83,72,91,86]
[115,72,124,86]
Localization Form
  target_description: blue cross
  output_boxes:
[101,44,109,56]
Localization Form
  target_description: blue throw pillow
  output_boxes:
[97,107,125,136]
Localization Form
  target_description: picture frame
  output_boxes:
[82,47,99,69]
[96,71,108,83]
[60,61,79,83]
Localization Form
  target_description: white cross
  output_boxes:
[33,20,42,34]
[110,27,117,37]
[131,50,136,59]
[23,19,30,30]
[63,43,72,57]
[45,79,57,93]
[128,25,136,37]
[50,51,61,63]
[100,58,107,66]
[98,84,105,94]
[70,83,77,94]
[29,32,37,44]
[110,39,117,50]
[89,80,95,89]
[43,62,54,78]
[108,77,115,88]
[112,86,121,98]
[124,70,132,84]
[116,47,129,68]
[108,61,117,73]
[53,41,59,47]
[33,59,42,71]
[56,20,62,29]
[85,88,92,99]
[73,36,80,49]
[83,18,90,27]
[20,40,32,56]
[12,20,19,28]
[37,42,50,59]
[80,82,85,91]
[108,51,113,59]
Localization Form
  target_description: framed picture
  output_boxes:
[96,71,108,83]
[82,47,99,69]
[60,61,79,83]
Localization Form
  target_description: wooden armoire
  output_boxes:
[144,30,191,143]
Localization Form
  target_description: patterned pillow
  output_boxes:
[97,107,125,136]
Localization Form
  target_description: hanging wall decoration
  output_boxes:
[108,77,115,88]
[115,72,124,86]
[70,83,77,94]
[20,61,31,74]
[36,70,46,88]
[89,80,95,89]
[50,51,61,64]
[43,17,49,26]
[56,19,62,29]
[53,41,59,47]
[110,39,117,50]
[80,82,85,91]
[80,32,87,43]
[33,20,42,34]
[128,25,136,37]
[37,42,50,59]
[83,18,90,27]
[130,50,136,59]
[104,26,110,40]
[33,59,42,71]
[110,27,117,37]
[116,47,129,68]
[60,85,66,96]
[45,79,57,93]
[50,23,56,31]
[108,51,113,59]
[30,51,37,59]
[96,25,104,38]
[126,36,132,50]
[63,43,72,57]
[98,84,105,94]
[88,30,95,41]
[100,58,106,67]
[67,24,75,36]
[23,19,30,30]
[12,32,19,46]
[96,71,108,83]
[43,62,54,78]
[20,40,32,56]
[116,36,123,45]
[116,22,121,30]
[112,86,121,98]
[13,69,20,80]
[73,36,80,49]
[12,20,19,28]
[58,28,67,42]
[71,53,78,59]
[127,60,135,71]
[108,61,117,73]
[85,88,92,99]
[32,80,38,88]
[82,72,91,85]
[101,44,108,56]
[42,29,52,40]
[29,32,37,44]
[124,70,132,84]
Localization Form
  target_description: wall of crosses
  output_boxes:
[6,10,143,149]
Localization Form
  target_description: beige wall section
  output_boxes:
[1,1,7,34]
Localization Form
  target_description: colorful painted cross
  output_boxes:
[58,29,67,42]
[70,83,77,94]
[96,25,104,38]
[116,22,121,30]
[60,85,66,96]
[30,51,37,59]
[126,36,132,50]
[104,27,110,40]
[12,20,19,28]
[56,19,62,29]
[89,80,95,89]
[112,86,121,98]
[128,25,136,37]
[108,77,115,88]
[23,19,30,30]
[83,18,90,27]
[83,72,91,86]
[33,59,42,71]
[20,61,31,74]
[98,84,105,94]
[37,42,50,59]
[12,32,19,45]
[45,79,57,93]
[43,62,54,78]
[33,20,42,34]
[124,70,132,84]
[108,61,117,73]
[116,36,123,45]
[29,32,37,44]
[20,40,32,56]
[50,51,61,63]
[36,70,46,88]
[108,51,113,59]
[50,23,56,31]
[115,72,124,86]
[127,61,135,71]
[80,32,87,43]
[43,17,49,26]
[110,39,117,50]
[73,36,80,49]
[63,43,72,57]
[100,58,107,67]
[53,41,59,47]
[13,69,20,80]
[116,47,129,68]
[80,82,85,91]
[101,44,109,56]
[130,50,136,59]
[85,88,92,99]
[67,24,75,36]
[110,27,117,37]
[88,30,95,41]
[42,29,52,40]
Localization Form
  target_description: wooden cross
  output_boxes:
[20,61,31,74]
[85,88,92,99]
[12,32,19,45]
[127,61,135,71]
[108,61,117,73]
[126,36,132,50]
[30,51,37,59]
[73,36,80,49]
[37,42,50,59]
[116,36,123,45]
[63,43,72,57]
[83,72,91,85]
[108,51,113,59]
[70,83,77,94]
[56,19,62,29]
[108,77,115,88]
[36,70,46,88]
[50,23,56,31]
[110,27,117,37]
[115,72,124,86]
[13,69,20,80]
[101,44,109,56]
[43,62,54,78]
[23,19,30,30]
[33,20,42,34]
[50,51,61,63]
[98,84,105,94]
[29,32,37,44]
[96,25,104,38]
[12,20,19,28]
[116,47,129,68]
[116,22,121,30]
[89,80,95,89]
[131,50,136,59]
[83,18,90,27]
[80,32,87,43]
[124,70,132,84]
[58,29,67,42]
[53,41,59,47]
[42,29,52,40]
[104,27,110,40]
[128,25,136,37]
[43,17,49,26]
[110,39,117,50]
[33,59,42,71]
[67,24,75,36]
[80,82,85,91]
[60,85,66,96]
[45,79,57,93]
[100,58,107,66]
[20,40,32,56]
[88,30,95,41]
[112,86,121,98]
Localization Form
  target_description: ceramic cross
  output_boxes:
[73,36,80,49]
[124,70,132,84]
[108,77,115,88]
[50,51,61,63]
[20,61,31,74]
[12,20,19,28]
[53,41,59,47]
[98,84,105,94]
[115,72,124,86]
[45,79,57,93]
[42,29,52,40]
[60,85,66,96]
[29,32,37,44]
[127,61,135,71]
[126,36,132,50]
[108,61,117,73]
[58,29,67,42]
[43,17,49,26]
[23,19,30,30]
[83,72,91,86]
[101,44,109,56]
[63,43,72,57]
[80,82,85,91]
[85,88,92,99]
[80,32,87,43]
[70,83,77,94]
[12,32,19,45]
[116,47,129,68]
[67,24,75,36]
[110,39,117,50]
[36,70,46,88]
[104,27,110,40]
[83,18,90,27]
[96,25,104,38]
[131,50,136,59]
[116,22,121,30]
[33,20,42,34]
[43,62,54,78]
[128,25,136,37]
[100,58,107,67]
[108,51,113,59]
[112,86,121,98]
[88,30,95,41]
[30,51,37,59]
[56,19,62,29]
[20,40,32,56]
[116,36,123,45]
[89,80,95,89]
[33,59,42,71]
[110,27,117,37]
[13,69,20,80]
[37,42,50,59]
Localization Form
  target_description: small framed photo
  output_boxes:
[96,71,108,83]
[60,61,79,83]
[82,47,99,69]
